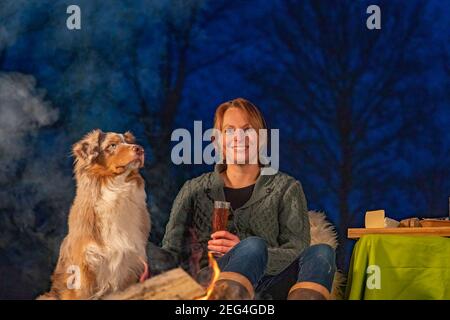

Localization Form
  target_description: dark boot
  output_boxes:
[287,282,330,300]
[209,272,254,300]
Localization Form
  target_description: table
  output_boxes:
[345,234,450,299]
[347,227,450,239]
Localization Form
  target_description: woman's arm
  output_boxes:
[161,180,193,266]
[266,180,311,275]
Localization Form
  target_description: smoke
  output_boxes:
[0,72,58,168]
[0,72,66,298]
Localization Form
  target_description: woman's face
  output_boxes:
[220,107,259,165]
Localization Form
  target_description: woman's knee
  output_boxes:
[299,244,336,272]
[237,236,268,262]
[296,244,337,292]
[306,244,335,260]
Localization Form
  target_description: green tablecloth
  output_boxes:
[345,234,450,300]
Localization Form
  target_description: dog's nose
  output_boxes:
[132,145,144,155]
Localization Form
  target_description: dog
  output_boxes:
[38,129,151,299]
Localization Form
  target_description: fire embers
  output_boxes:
[188,226,221,299]
[189,224,244,300]
[196,252,221,300]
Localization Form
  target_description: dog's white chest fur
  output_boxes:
[89,175,150,296]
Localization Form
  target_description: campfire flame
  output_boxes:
[196,252,221,300]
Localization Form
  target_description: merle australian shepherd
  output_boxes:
[39,129,151,299]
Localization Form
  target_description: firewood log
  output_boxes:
[103,268,206,300]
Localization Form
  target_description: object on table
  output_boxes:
[399,217,450,228]
[364,210,399,228]
[419,218,450,227]
[399,217,421,228]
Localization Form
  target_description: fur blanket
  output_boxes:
[309,210,346,299]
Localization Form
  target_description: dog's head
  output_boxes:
[72,129,145,176]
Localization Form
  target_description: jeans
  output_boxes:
[216,236,336,300]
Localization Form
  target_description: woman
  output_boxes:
[162,98,336,300]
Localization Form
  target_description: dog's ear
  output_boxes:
[73,129,103,162]
[123,131,136,144]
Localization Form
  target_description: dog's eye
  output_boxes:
[109,144,117,150]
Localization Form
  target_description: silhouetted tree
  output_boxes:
[82,0,249,242]
[408,47,450,217]
[241,0,438,269]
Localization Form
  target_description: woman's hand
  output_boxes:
[208,231,240,256]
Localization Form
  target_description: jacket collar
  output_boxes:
[208,164,275,210]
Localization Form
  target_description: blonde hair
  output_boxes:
[213,98,267,132]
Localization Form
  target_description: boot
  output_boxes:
[209,272,254,300]
[287,282,330,300]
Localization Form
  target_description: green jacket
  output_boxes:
[161,165,311,276]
